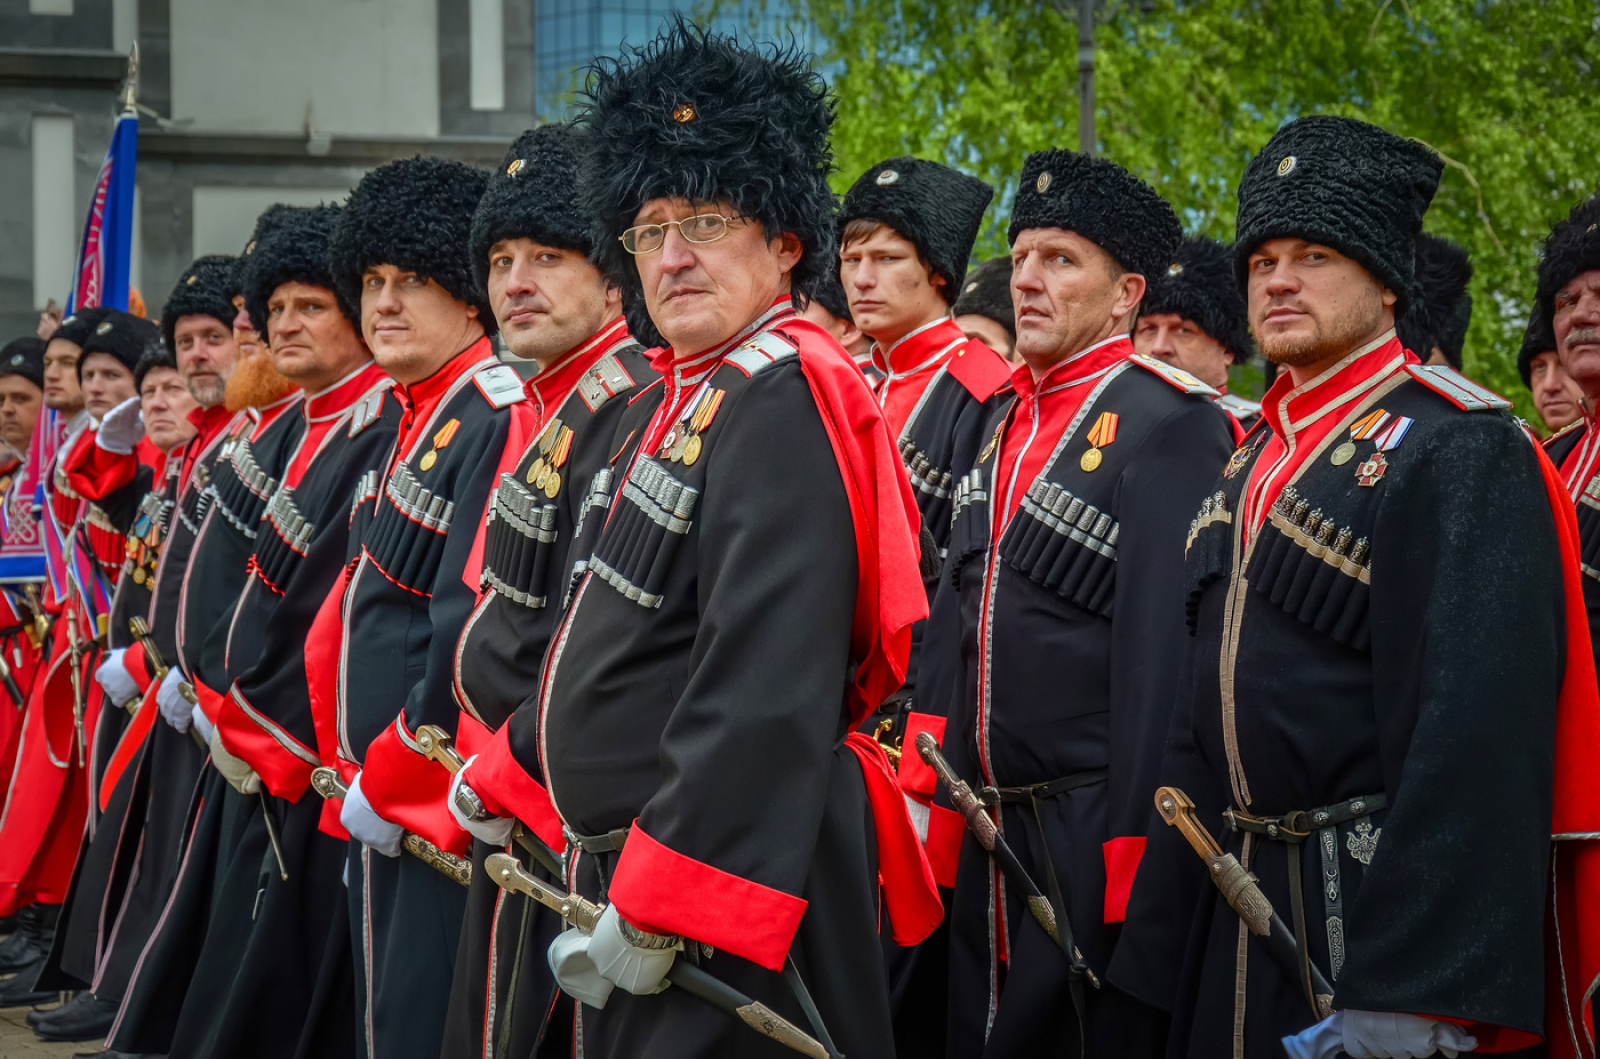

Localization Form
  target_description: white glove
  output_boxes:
[447,757,514,846]
[588,903,676,996]
[1283,1011,1477,1059]
[209,726,260,795]
[157,668,192,731]
[548,927,614,1009]
[339,771,403,857]
[97,396,145,455]
[191,702,215,746]
[95,648,140,707]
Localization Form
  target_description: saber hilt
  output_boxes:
[418,723,567,877]
[127,616,198,705]
[310,766,471,886]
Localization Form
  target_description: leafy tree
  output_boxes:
[750,0,1600,411]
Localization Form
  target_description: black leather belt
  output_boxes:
[979,768,1108,806]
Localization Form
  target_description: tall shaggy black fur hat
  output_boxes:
[161,256,238,355]
[1518,308,1558,388]
[577,18,838,311]
[1234,116,1441,314]
[1534,190,1600,338]
[952,258,1015,341]
[1140,236,1252,364]
[329,156,496,338]
[77,310,159,379]
[1396,233,1473,369]
[470,123,595,299]
[133,343,178,392]
[0,338,45,389]
[242,205,353,337]
[841,158,993,304]
[51,306,113,350]
[1008,150,1181,279]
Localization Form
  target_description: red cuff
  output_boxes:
[191,678,224,723]
[216,684,318,802]
[316,755,357,841]
[1427,1018,1539,1053]
[455,710,493,759]
[896,711,945,797]
[924,799,964,889]
[468,722,564,852]
[609,822,808,972]
[360,719,470,855]
[1102,835,1146,924]
[124,642,153,694]
[62,431,137,500]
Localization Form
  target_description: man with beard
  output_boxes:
[321,155,526,1059]
[450,22,939,1059]
[1522,311,1584,433]
[442,122,654,1059]
[1113,116,1599,1059]
[1133,235,1261,436]
[920,149,1233,1059]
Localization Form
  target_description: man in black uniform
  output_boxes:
[1113,115,1579,1059]
[1521,311,1583,433]
[443,122,655,1059]
[326,156,527,1059]
[1133,234,1261,435]
[452,20,939,1059]
[1397,232,1473,369]
[922,148,1233,1059]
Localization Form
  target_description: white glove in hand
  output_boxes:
[191,703,215,746]
[588,903,676,996]
[209,726,260,795]
[97,396,145,455]
[447,758,514,846]
[339,772,403,857]
[157,668,192,731]
[95,648,140,707]
[549,927,614,1009]
[1283,1011,1477,1059]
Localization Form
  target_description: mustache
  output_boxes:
[1565,327,1600,351]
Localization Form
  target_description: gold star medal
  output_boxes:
[1081,411,1119,472]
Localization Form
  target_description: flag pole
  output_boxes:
[121,42,139,114]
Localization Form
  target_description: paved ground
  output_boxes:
[0,997,85,1057]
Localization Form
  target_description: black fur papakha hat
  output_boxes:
[1008,150,1181,279]
[133,343,178,392]
[952,258,1015,341]
[51,306,113,350]
[329,156,496,338]
[578,18,837,309]
[1396,233,1473,368]
[161,256,238,355]
[471,123,595,298]
[805,265,854,324]
[0,338,45,389]
[1140,236,1252,364]
[242,205,353,336]
[1534,190,1600,336]
[840,158,993,304]
[1234,116,1442,314]
[1518,307,1558,388]
[77,310,159,378]
[236,203,327,329]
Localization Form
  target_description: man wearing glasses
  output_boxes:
[448,20,941,1059]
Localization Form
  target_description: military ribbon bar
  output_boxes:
[1086,412,1119,449]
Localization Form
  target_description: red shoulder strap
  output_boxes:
[943,338,1014,402]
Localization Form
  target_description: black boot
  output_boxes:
[0,953,59,1007]
[27,987,75,1026]
[0,905,40,971]
[33,990,119,1041]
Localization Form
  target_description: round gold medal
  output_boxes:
[1330,441,1357,466]
[535,463,551,489]
[419,449,438,472]
[133,567,146,586]
[1080,447,1103,472]
[669,433,688,462]
[682,433,703,466]
[527,457,547,485]
[543,470,561,499]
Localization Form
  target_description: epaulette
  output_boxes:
[473,363,527,409]
[725,331,797,377]
[577,351,637,413]
[347,388,387,438]
[1217,391,1262,417]
[1127,352,1220,396]
[1541,417,1586,450]
[1402,363,1511,411]
[945,339,1014,402]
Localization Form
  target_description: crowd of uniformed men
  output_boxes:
[0,19,1598,1059]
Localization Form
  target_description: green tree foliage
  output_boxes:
[770,0,1600,410]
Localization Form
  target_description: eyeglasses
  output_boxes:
[620,213,737,255]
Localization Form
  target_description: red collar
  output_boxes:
[1258,333,1410,446]
[186,403,236,447]
[394,336,496,419]
[527,316,630,417]
[1011,333,1134,402]
[305,361,389,422]
[870,317,966,380]
[647,297,796,387]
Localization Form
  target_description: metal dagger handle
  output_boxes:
[415,724,465,773]
[127,616,199,703]
[310,766,471,887]
[914,731,998,849]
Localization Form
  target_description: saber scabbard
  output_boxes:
[1154,787,1333,1016]
[416,723,567,877]
[484,853,830,1059]
[0,652,23,709]
[310,766,471,887]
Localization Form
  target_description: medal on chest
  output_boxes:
[528,418,574,499]
[659,386,724,467]
[1341,409,1413,486]
[1081,411,1118,472]
[419,417,460,473]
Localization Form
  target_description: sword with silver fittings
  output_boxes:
[309,766,471,886]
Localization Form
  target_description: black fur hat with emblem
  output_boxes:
[1517,307,1558,388]
[952,258,1015,341]
[77,309,160,378]
[0,337,45,389]
[51,305,113,350]
[329,156,496,337]
[1233,115,1442,314]
[242,204,353,336]
[578,17,838,311]
[841,158,993,304]
[1140,235,1252,364]
[160,255,238,355]
[470,123,595,298]
[1395,233,1473,369]
[1534,189,1600,334]
[1007,150,1181,279]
